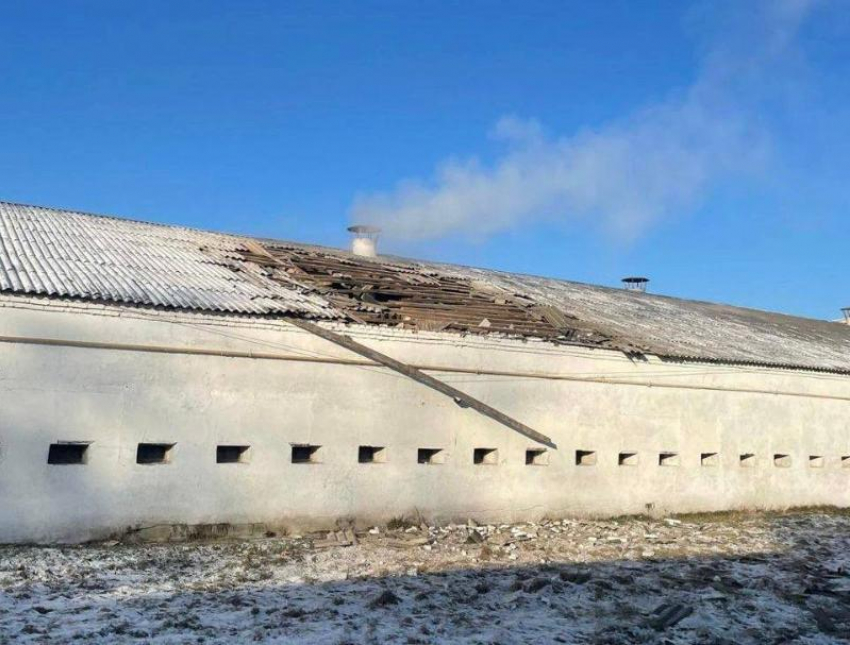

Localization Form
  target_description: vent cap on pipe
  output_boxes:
[622,276,649,292]
[347,225,381,257]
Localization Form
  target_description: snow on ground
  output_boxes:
[1,510,849,644]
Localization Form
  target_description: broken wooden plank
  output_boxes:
[288,318,555,448]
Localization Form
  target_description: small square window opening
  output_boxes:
[217,445,250,464]
[740,453,756,468]
[774,454,791,468]
[618,452,639,467]
[473,448,498,465]
[417,448,444,465]
[576,450,597,466]
[659,452,680,467]
[136,443,174,465]
[525,448,548,466]
[701,452,719,467]
[48,442,90,465]
[358,445,386,464]
[291,444,321,464]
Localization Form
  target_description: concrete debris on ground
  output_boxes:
[0,510,849,644]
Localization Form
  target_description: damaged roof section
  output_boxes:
[242,242,615,348]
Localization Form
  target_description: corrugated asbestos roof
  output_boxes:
[0,202,335,317]
[2,200,850,374]
[450,266,850,373]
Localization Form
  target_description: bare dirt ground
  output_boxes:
[1,510,849,644]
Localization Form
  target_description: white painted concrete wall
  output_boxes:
[1,294,850,543]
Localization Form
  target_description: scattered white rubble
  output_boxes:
[0,510,849,643]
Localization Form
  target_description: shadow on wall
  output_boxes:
[1,516,849,643]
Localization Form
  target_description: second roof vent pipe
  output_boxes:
[347,225,381,257]
[622,276,649,293]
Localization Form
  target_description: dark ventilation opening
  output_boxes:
[618,452,639,466]
[473,448,498,465]
[809,455,824,469]
[525,448,548,466]
[740,453,756,468]
[701,452,719,467]
[658,452,679,467]
[217,445,250,464]
[48,442,89,465]
[417,448,444,465]
[291,444,321,464]
[576,450,597,466]
[136,443,174,465]
[773,454,791,468]
[358,445,386,464]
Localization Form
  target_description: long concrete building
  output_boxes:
[1,200,850,544]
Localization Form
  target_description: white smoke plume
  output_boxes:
[350,0,820,242]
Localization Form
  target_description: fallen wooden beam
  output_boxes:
[288,318,555,448]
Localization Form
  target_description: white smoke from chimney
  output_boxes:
[350,0,820,243]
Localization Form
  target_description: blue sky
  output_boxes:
[1,1,848,319]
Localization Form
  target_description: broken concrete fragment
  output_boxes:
[465,530,485,545]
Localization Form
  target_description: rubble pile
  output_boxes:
[1,510,849,644]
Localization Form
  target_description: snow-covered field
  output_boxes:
[1,511,849,644]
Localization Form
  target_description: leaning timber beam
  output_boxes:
[288,318,555,448]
